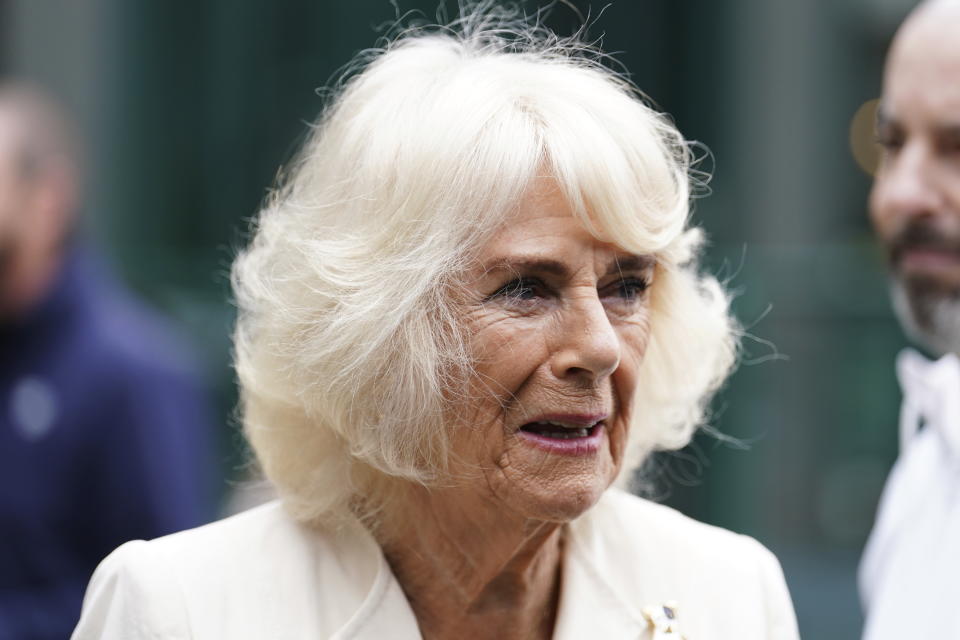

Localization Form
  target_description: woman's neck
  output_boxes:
[378,484,565,640]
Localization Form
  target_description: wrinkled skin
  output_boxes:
[382,177,655,640]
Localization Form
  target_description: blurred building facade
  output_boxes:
[0,1,921,637]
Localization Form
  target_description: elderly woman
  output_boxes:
[73,8,799,640]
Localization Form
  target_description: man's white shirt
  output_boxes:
[860,349,960,639]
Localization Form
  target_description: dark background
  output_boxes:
[1,1,917,636]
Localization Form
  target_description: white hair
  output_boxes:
[231,7,738,525]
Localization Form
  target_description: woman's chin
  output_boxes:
[516,483,609,523]
[489,431,619,522]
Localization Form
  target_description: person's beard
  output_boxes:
[887,219,960,357]
[891,276,960,356]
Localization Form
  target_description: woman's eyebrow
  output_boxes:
[482,255,654,278]
[482,257,570,278]
[605,255,655,276]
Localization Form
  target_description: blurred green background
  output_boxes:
[1,0,917,637]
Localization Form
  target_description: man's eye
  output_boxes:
[492,277,544,301]
[874,124,905,153]
[875,131,903,153]
[936,135,960,156]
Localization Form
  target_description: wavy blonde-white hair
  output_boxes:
[232,6,738,525]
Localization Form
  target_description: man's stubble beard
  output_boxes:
[891,275,960,356]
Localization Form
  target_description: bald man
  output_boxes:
[861,1,960,637]
[0,86,218,639]
[0,88,77,321]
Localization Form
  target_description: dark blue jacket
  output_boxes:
[0,247,217,639]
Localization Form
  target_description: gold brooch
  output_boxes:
[641,601,686,639]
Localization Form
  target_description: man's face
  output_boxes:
[870,3,960,355]
[0,121,26,315]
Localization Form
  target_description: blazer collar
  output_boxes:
[552,530,650,639]
[335,507,652,640]
[329,525,421,640]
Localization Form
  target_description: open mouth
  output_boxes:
[519,420,603,440]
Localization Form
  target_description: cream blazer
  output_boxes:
[72,489,799,639]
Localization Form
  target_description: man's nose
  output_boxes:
[873,142,944,221]
[549,294,622,383]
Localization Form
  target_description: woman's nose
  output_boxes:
[549,295,621,383]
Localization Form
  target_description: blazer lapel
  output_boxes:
[552,526,649,640]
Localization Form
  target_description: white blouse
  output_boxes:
[73,488,799,639]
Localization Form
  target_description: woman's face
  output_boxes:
[452,177,654,523]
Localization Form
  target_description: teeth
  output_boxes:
[543,420,596,430]
[548,428,589,439]
[524,421,595,439]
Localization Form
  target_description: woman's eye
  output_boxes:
[491,277,545,302]
[608,277,649,302]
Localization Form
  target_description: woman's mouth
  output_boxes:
[519,421,600,439]
[517,415,606,454]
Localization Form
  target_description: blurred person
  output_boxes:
[73,8,799,639]
[0,84,218,639]
[861,1,960,637]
